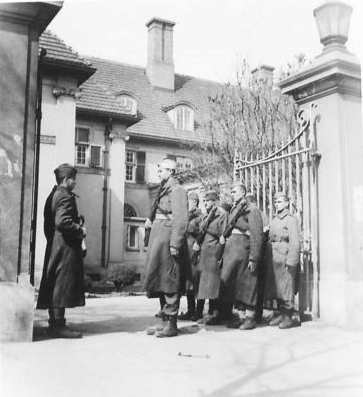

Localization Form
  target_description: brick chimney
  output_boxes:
[146,17,175,90]
[251,65,275,87]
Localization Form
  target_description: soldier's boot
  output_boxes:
[146,315,167,335]
[279,309,294,329]
[47,319,83,339]
[178,310,194,320]
[205,310,221,325]
[269,312,284,326]
[226,311,245,329]
[155,315,178,338]
[191,300,205,321]
[239,316,256,330]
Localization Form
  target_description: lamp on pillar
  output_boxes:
[314,1,353,52]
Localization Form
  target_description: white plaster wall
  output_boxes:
[34,74,78,287]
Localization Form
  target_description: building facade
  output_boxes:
[35,18,222,284]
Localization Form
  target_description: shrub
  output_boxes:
[106,264,136,292]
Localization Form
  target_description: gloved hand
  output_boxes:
[170,247,179,256]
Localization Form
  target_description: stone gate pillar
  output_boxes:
[279,2,363,327]
[0,2,62,342]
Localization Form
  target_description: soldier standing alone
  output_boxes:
[143,158,188,337]
[265,192,301,329]
[36,164,86,338]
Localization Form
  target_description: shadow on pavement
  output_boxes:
[33,315,202,341]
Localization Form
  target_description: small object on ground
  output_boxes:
[178,352,210,359]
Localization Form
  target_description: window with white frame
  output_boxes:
[125,150,145,183]
[175,105,194,131]
[75,127,90,166]
[117,94,137,115]
[167,154,193,171]
[75,126,103,168]
[127,225,139,250]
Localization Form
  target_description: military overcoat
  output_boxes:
[220,201,263,306]
[265,208,300,302]
[143,176,188,295]
[197,206,227,300]
[186,208,203,294]
[37,185,85,309]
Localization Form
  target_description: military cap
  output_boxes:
[274,191,289,201]
[54,163,77,179]
[205,190,219,201]
[188,192,199,201]
[158,158,177,170]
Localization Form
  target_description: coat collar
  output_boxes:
[163,176,180,189]
[276,208,289,219]
[57,185,77,198]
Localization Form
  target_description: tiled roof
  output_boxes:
[77,57,223,143]
[39,31,96,84]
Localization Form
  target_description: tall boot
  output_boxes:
[191,299,204,321]
[146,316,167,335]
[48,318,82,339]
[205,310,221,325]
[178,293,195,320]
[155,315,178,338]
[279,308,294,329]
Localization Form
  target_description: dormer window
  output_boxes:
[116,93,138,115]
[165,102,195,131]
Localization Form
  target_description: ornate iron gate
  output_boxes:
[234,104,320,320]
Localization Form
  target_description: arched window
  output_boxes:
[116,94,138,115]
[165,103,195,131]
[124,203,137,218]
[175,105,194,131]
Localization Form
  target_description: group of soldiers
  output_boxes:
[35,159,300,340]
[144,158,301,338]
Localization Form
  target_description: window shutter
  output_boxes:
[136,151,146,183]
[90,146,101,167]
[76,127,90,143]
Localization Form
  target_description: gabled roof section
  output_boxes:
[77,56,223,143]
[39,31,96,85]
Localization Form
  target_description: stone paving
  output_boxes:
[1,295,362,397]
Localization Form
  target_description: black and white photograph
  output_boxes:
[0,0,362,396]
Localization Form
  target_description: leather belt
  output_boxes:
[155,213,172,220]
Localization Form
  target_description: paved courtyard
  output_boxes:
[1,295,363,397]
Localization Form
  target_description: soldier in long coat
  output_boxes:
[219,183,263,330]
[36,164,86,338]
[178,192,204,321]
[265,192,300,329]
[143,158,188,337]
[193,191,227,325]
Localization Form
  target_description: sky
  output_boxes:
[43,0,363,83]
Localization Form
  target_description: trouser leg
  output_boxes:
[48,308,65,327]
[205,299,221,325]
[156,293,179,338]
[196,299,205,314]
[163,293,180,317]
[159,294,166,310]
[187,292,196,313]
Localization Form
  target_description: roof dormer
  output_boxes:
[115,91,138,115]
[164,101,196,131]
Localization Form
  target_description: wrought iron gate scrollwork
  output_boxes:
[234,103,320,320]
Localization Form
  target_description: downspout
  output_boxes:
[101,118,112,267]
[29,47,47,285]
